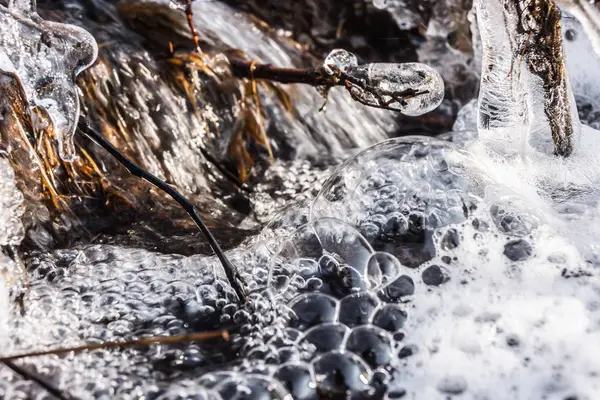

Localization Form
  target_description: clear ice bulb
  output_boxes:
[345,62,445,116]
[323,49,358,76]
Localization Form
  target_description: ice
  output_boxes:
[343,62,445,115]
[323,49,358,76]
[473,0,580,157]
[3,0,600,398]
[0,158,24,247]
[168,0,186,10]
[562,10,600,108]
[321,48,445,116]
[0,157,24,344]
[0,0,98,161]
[559,0,600,56]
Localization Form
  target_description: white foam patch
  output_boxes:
[395,215,600,398]
[407,9,600,397]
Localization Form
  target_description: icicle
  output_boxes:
[0,2,98,161]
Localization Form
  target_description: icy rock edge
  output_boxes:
[0,0,98,161]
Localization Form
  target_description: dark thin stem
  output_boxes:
[230,59,339,87]
[77,119,247,303]
[198,146,252,193]
[3,361,70,400]
[0,330,228,362]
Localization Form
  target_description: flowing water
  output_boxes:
[2,0,600,399]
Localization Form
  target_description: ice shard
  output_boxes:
[0,0,98,161]
[473,0,580,156]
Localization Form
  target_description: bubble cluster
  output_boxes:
[3,120,600,399]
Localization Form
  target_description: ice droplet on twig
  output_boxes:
[344,63,445,116]
[323,49,358,76]
[0,1,98,161]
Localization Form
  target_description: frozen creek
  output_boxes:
[2,0,600,399]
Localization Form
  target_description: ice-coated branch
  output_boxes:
[230,49,445,116]
[0,330,229,361]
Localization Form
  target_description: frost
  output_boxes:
[0,0,98,161]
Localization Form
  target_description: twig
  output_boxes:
[229,59,430,112]
[184,0,202,54]
[77,119,248,303]
[249,60,275,161]
[0,330,229,362]
[198,146,251,192]
[229,60,338,86]
[2,361,70,400]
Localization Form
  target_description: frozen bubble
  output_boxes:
[345,326,393,368]
[338,291,380,327]
[366,252,403,288]
[343,63,444,115]
[312,137,485,226]
[0,1,98,161]
[274,363,316,400]
[311,137,488,268]
[372,304,407,333]
[288,292,339,330]
[312,351,372,395]
[503,239,533,262]
[269,218,376,298]
[300,323,349,353]
[323,49,358,75]
[215,374,291,399]
[421,265,450,286]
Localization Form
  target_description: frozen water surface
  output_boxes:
[2,0,600,399]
